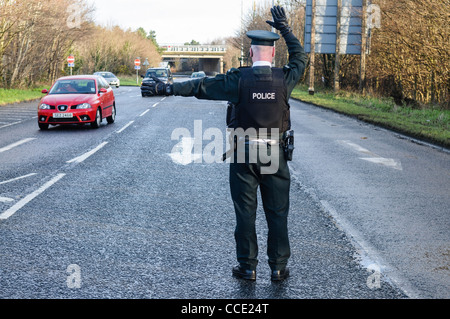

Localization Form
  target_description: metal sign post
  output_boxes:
[309,0,316,95]
[67,55,75,76]
[334,0,342,92]
[135,58,141,85]
[143,58,150,68]
[359,0,368,94]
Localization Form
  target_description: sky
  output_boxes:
[86,0,273,44]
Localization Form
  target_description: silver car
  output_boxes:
[94,72,120,88]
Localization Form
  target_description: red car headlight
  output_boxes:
[76,103,92,109]
[39,103,51,110]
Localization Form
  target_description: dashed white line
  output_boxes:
[0,197,14,203]
[139,109,150,117]
[66,142,108,164]
[0,173,66,220]
[152,103,159,108]
[0,173,37,185]
[0,138,36,153]
[0,121,23,129]
[116,121,134,134]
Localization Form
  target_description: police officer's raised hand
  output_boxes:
[266,6,292,37]
[152,77,173,96]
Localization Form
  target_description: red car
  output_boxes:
[38,75,116,130]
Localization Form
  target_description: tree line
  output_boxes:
[233,0,448,109]
[1,0,447,109]
[0,0,161,89]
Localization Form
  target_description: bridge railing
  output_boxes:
[160,44,227,53]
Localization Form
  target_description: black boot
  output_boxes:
[232,265,256,281]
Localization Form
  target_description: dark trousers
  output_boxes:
[229,144,291,271]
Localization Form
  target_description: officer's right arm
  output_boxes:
[172,69,240,104]
[283,32,308,97]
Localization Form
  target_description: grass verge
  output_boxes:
[291,85,450,149]
[119,76,141,86]
[0,87,47,106]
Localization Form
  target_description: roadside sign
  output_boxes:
[135,58,141,85]
[305,0,364,55]
[67,56,75,76]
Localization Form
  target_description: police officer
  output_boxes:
[151,6,307,281]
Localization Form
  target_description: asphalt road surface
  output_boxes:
[0,83,448,300]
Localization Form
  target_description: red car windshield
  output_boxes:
[49,79,96,95]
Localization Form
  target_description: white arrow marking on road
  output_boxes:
[0,173,66,220]
[360,157,403,170]
[338,140,402,171]
[0,138,36,153]
[168,137,202,166]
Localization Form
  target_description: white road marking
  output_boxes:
[0,138,36,153]
[168,137,202,166]
[0,121,23,129]
[0,173,66,220]
[360,157,403,170]
[338,140,377,156]
[0,173,37,185]
[0,197,14,203]
[319,200,420,298]
[152,103,159,108]
[338,140,402,170]
[66,142,108,164]
[139,109,150,117]
[116,121,134,134]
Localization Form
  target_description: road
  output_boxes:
[0,83,448,300]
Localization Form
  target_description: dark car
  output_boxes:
[141,68,173,97]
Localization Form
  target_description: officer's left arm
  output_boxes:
[172,69,240,104]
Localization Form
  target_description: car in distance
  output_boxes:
[141,67,173,97]
[190,71,206,79]
[38,75,116,130]
[94,71,120,88]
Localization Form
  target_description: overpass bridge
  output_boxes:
[160,44,227,75]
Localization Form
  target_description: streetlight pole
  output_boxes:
[241,0,244,67]
[272,0,276,67]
